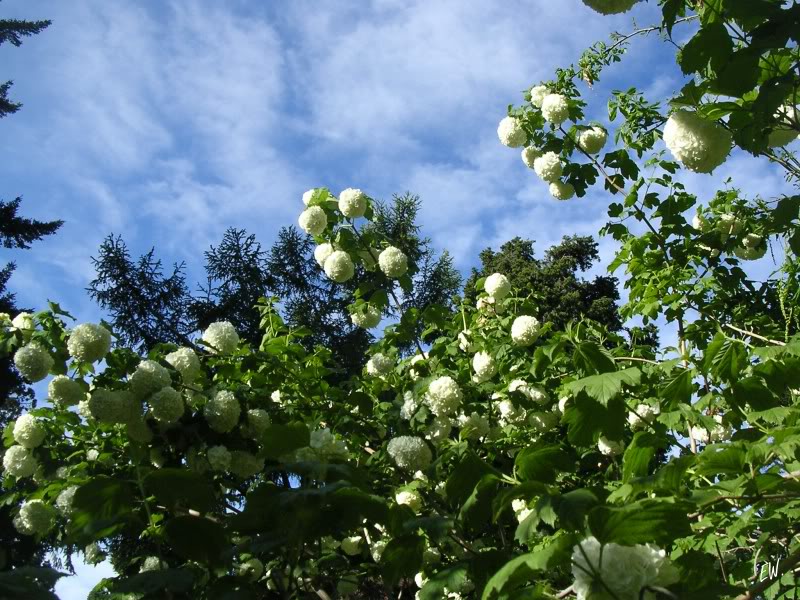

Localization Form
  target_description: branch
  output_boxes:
[724,324,785,346]
[735,545,800,600]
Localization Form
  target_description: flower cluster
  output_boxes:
[14,343,53,382]
[472,351,496,383]
[484,273,511,300]
[48,375,84,406]
[13,500,55,536]
[314,242,334,266]
[204,390,241,433]
[3,445,37,478]
[13,414,46,449]
[378,246,408,278]
[424,376,463,416]
[456,412,490,441]
[351,304,381,329]
[497,116,527,147]
[149,387,184,424]
[338,188,367,218]
[129,360,172,399]
[324,251,355,283]
[511,316,541,346]
[627,403,659,430]
[663,110,732,173]
[67,323,112,363]
[165,347,201,383]
[597,436,625,456]
[395,490,423,513]
[202,321,239,354]
[540,93,569,125]
[298,206,327,236]
[577,126,608,154]
[366,353,393,377]
[11,311,35,334]
[387,436,432,471]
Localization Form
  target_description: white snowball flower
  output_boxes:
[351,304,381,329]
[426,414,453,443]
[379,246,408,278]
[229,451,264,478]
[165,348,201,383]
[3,445,37,478]
[627,403,659,430]
[341,535,363,556]
[691,213,708,231]
[13,414,45,449]
[512,499,533,523]
[509,380,549,404]
[708,415,730,443]
[87,389,126,424]
[734,244,767,261]
[366,353,393,377]
[424,376,463,417]
[767,105,799,148]
[148,387,184,424]
[529,85,549,108]
[310,428,349,459]
[690,425,709,444]
[314,242,335,267]
[598,436,625,456]
[396,490,423,513]
[338,188,367,218]
[202,321,239,354]
[302,188,315,206]
[86,449,100,462]
[140,557,165,573]
[129,360,172,399]
[558,396,571,414]
[13,500,55,536]
[271,390,285,405]
[239,558,264,582]
[371,539,388,562]
[55,485,79,516]
[472,351,496,383]
[577,126,607,154]
[67,323,112,363]
[581,0,638,15]
[14,343,53,382]
[387,436,432,471]
[457,412,490,441]
[495,399,526,426]
[48,375,84,407]
[529,411,558,433]
[207,445,232,471]
[663,110,732,173]
[298,206,327,236]
[204,390,241,432]
[497,116,527,147]
[549,181,575,201]
[485,273,511,300]
[323,251,355,283]
[400,391,420,420]
[533,152,563,182]
[521,146,542,169]
[11,311,35,334]
[246,409,271,437]
[458,330,477,353]
[541,94,570,125]
[511,316,541,346]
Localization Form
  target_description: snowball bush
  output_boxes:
[148,386,184,424]
[48,375,84,406]
[497,116,526,147]
[511,315,541,346]
[129,360,172,399]
[378,246,408,278]
[314,242,334,267]
[598,436,625,456]
[663,110,732,173]
[521,146,541,169]
[14,343,53,382]
[13,499,55,536]
[204,390,241,433]
[577,126,607,154]
[424,376,463,416]
[395,490,423,513]
[298,206,327,236]
[165,347,201,383]
[3,445,37,478]
[11,311,35,334]
[472,351,496,383]
[324,251,355,283]
[301,188,315,206]
[533,151,563,182]
[540,93,569,125]
[338,188,367,218]
[208,445,232,471]
[366,353,393,377]
[13,414,45,449]
[67,323,112,363]
[484,273,511,300]
[768,105,799,147]
[529,85,549,108]
[549,181,575,201]
[351,304,381,329]
[202,321,240,354]
[387,436,432,471]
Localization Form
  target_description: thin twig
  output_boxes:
[724,324,786,346]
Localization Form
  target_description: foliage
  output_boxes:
[3,1,800,599]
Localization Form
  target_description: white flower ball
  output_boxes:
[351,304,381,329]
[302,188,315,206]
[558,396,571,414]
[509,380,548,404]
[48,375,84,407]
[271,390,284,405]
[13,414,45,449]
[3,445,37,478]
[239,558,264,582]
[341,535,363,556]
[598,436,625,456]
[457,412,490,441]
[581,0,638,14]
[314,242,335,267]
[663,110,732,173]
[426,414,453,443]
[204,390,241,432]
[549,181,575,201]
[14,343,53,382]
[521,146,542,169]
[67,323,112,363]
[709,415,730,443]
[13,500,55,536]
[298,206,327,236]
[55,485,79,516]
[400,391,420,420]
[768,105,799,148]
[323,251,355,283]
[529,411,558,433]
[690,425,710,444]
[11,312,35,334]
[717,213,744,236]
[139,556,165,573]
[129,360,171,399]
[742,233,763,249]
[371,539,388,562]
[577,126,608,154]
[691,213,707,230]
[149,387,184,424]
[627,403,659,430]
[734,245,767,261]
[496,398,526,426]
[396,490,423,513]
[202,321,239,354]
[87,389,125,424]
[472,351,496,383]
[533,151,563,183]
[529,85,549,108]
[165,348,201,383]
[310,428,349,459]
[207,445,232,471]
[540,94,570,125]
[366,353,393,377]
[511,315,541,346]
[247,409,271,437]
[458,330,477,353]
[229,451,264,478]
[378,246,408,278]
[387,436,432,471]
[338,188,367,218]
[424,376,463,417]
[497,116,527,148]
[512,499,533,524]
[484,273,511,300]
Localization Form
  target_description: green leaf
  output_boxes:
[704,334,746,382]
[446,451,498,506]
[492,481,549,522]
[711,48,761,96]
[481,534,575,600]
[460,474,500,531]
[144,468,216,513]
[419,564,470,600]
[381,534,425,586]
[567,367,641,405]
[260,422,310,459]
[588,499,693,546]
[68,476,137,544]
[563,394,626,446]
[110,569,196,595]
[662,0,684,36]
[572,341,616,375]
[165,515,229,566]
[679,22,732,74]
[554,489,600,531]
[515,446,574,483]
[660,368,693,409]
[696,444,746,476]
[622,431,658,482]
[0,567,66,600]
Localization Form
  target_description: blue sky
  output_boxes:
[0,1,794,597]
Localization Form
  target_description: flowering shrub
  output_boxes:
[2,2,800,599]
